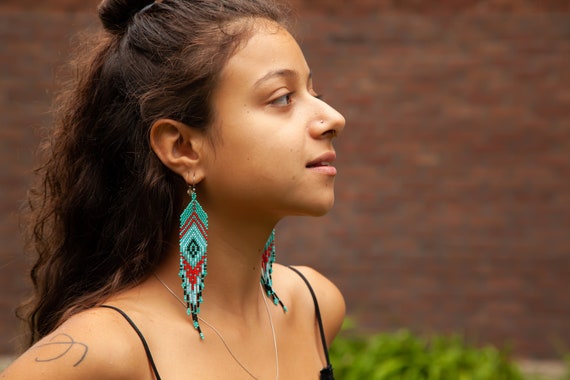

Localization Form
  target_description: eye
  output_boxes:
[271,93,293,106]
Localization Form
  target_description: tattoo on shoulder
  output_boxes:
[34,333,89,367]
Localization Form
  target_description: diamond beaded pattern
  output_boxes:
[179,189,208,339]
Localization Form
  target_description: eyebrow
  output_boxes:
[253,69,312,88]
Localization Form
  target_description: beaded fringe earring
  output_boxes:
[179,182,208,339]
[260,229,288,312]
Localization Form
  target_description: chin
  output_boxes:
[304,197,336,217]
[278,191,336,218]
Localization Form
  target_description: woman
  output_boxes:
[1,0,346,378]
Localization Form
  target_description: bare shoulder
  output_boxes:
[0,307,150,380]
[275,264,346,345]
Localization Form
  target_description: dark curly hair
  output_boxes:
[20,0,290,347]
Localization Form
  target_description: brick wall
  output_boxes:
[0,0,569,359]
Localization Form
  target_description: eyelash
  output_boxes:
[270,92,323,106]
[271,93,293,106]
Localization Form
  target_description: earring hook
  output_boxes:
[187,172,196,196]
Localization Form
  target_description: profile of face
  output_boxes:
[200,19,346,221]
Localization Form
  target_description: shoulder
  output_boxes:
[275,264,346,345]
[1,306,151,380]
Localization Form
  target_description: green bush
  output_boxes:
[559,354,570,380]
[329,323,523,380]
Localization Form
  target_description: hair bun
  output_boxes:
[98,0,155,34]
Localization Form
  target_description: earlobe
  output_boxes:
[149,118,205,180]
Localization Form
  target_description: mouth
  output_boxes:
[306,152,337,168]
[306,161,332,168]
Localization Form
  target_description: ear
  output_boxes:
[149,118,208,183]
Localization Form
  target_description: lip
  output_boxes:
[306,151,337,175]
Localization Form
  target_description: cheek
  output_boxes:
[213,110,306,175]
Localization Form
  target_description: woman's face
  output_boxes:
[201,20,346,221]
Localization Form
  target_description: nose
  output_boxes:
[310,99,346,139]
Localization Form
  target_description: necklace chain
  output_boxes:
[154,274,279,380]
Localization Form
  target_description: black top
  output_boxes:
[101,266,334,380]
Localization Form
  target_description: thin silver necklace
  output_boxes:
[154,273,279,380]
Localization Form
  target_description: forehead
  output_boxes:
[219,20,309,86]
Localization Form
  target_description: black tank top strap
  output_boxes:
[100,305,162,380]
[287,266,335,380]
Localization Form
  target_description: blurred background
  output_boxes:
[0,0,569,373]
